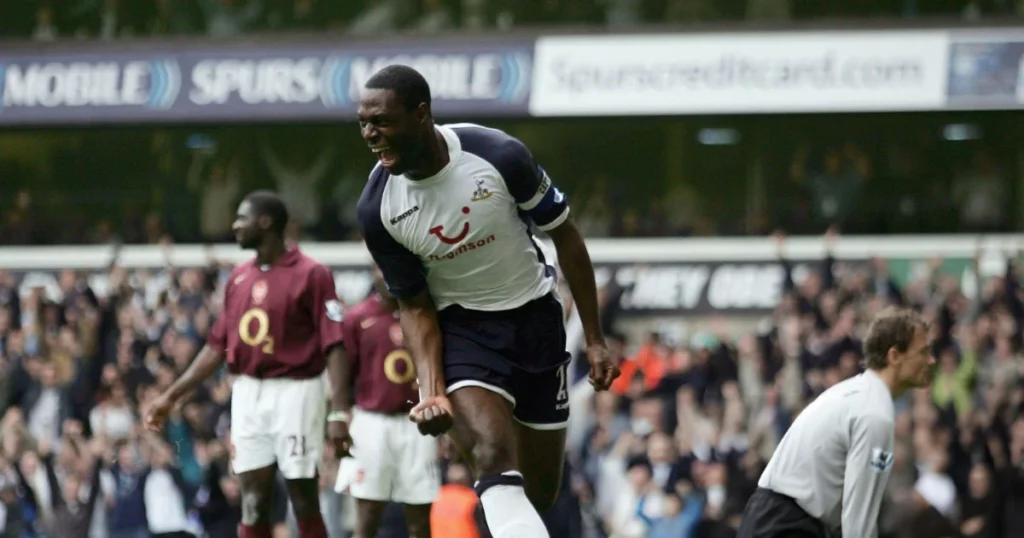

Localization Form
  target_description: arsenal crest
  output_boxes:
[251,280,268,305]
[389,323,404,347]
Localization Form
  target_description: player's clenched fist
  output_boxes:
[587,343,620,391]
[409,395,454,437]
[143,393,175,432]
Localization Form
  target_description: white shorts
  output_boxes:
[230,375,326,479]
[334,408,440,505]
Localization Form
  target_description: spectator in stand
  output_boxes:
[107,440,150,538]
[23,361,74,446]
[193,439,242,538]
[959,463,997,538]
[649,489,702,538]
[90,383,136,442]
[430,462,486,538]
[140,433,191,538]
[0,466,28,538]
[39,427,104,538]
[607,453,665,537]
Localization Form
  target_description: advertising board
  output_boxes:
[947,31,1024,109]
[2,236,1012,317]
[0,40,533,125]
[529,31,949,116]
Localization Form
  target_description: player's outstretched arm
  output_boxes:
[547,217,619,391]
[841,412,895,538]
[144,345,224,431]
[399,289,453,437]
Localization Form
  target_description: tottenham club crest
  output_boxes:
[471,178,493,202]
[251,280,268,305]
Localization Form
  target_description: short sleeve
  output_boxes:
[207,279,230,352]
[309,264,345,353]
[510,162,569,232]
[455,126,570,232]
[357,168,428,300]
[340,307,361,379]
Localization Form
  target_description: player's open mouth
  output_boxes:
[371,146,396,166]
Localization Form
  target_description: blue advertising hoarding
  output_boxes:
[947,36,1024,107]
[0,39,534,125]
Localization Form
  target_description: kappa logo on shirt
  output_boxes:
[390,205,420,225]
[869,447,894,473]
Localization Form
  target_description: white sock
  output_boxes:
[477,471,550,538]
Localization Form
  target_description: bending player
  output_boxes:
[355,65,620,538]
[737,306,936,538]
[329,263,438,538]
[144,191,346,538]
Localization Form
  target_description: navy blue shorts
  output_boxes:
[438,292,571,430]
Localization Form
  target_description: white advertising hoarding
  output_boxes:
[1,235,1020,315]
[529,31,950,116]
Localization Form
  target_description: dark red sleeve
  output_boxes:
[340,307,361,380]
[207,279,230,352]
[309,264,345,353]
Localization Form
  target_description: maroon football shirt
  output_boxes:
[208,248,345,379]
[342,294,418,414]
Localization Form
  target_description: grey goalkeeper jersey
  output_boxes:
[758,369,896,537]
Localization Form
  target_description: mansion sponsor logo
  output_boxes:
[428,234,497,262]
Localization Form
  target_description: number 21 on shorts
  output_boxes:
[287,435,307,457]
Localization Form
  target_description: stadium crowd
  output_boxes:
[0,125,1013,246]
[0,0,1016,41]
[0,229,1021,538]
[564,231,1024,538]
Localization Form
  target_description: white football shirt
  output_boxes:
[757,368,896,538]
[357,123,569,312]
